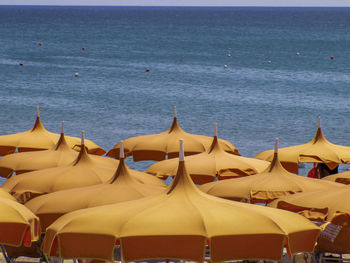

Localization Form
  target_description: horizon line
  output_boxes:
[1,4,350,7]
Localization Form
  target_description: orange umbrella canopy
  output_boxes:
[269,186,350,222]
[0,123,79,179]
[0,197,40,247]
[1,137,165,203]
[42,140,319,263]
[255,118,350,174]
[25,143,166,231]
[199,139,342,204]
[0,109,105,156]
[107,107,239,161]
[146,124,269,184]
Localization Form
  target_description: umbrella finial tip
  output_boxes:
[36,106,40,117]
[214,122,218,137]
[81,130,85,145]
[120,140,125,159]
[274,138,279,153]
[61,121,64,134]
[318,116,321,128]
[179,139,184,161]
[174,106,177,118]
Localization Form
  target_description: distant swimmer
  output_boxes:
[75,72,79,77]
[82,47,86,51]
[145,68,150,72]
[224,64,228,68]
[267,60,272,64]
[39,42,43,46]
[330,56,334,60]
[19,62,24,66]
[179,57,183,62]
[227,54,231,57]
[296,52,300,56]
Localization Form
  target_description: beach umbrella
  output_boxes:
[1,134,165,203]
[0,197,40,247]
[106,106,239,161]
[199,139,342,204]
[0,122,79,178]
[41,140,319,263]
[255,117,350,174]
[269,186,350,222]
[25,141,166,231]
[322,170,350,185]
[146,124,269,184]
[0,188,15,200]
[0,107,105,156]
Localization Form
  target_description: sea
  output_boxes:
[0,6,350,185]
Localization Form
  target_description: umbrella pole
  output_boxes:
[0,245,11,263]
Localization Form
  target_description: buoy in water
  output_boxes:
[267,60,272,64]
[145,68,150,72]
[227,54,231,57]
[330,56,334,60]
[39,42,43,46]
[19,62,24,66]
[75,72,79,77]
[296,52,300,56]
[224,64,228,68]
[82,47,86,51]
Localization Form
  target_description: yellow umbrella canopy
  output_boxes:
[1,133,119,203]
[322,170,350,185]
[25,142,166,232]
[146,124,269,184]
[255,117,350,174]
[0,188,16,201]
[269,186,350,222]
[106,107,239,161]
[1,135,165,203]
[0,197,40,247]
[199,139,343,204]
[42,140,319,263]
[0,122,79,179]
[0,108,105,156]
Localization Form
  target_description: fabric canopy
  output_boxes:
[0,110,105,156]
[146,126,269,184]
[107,107,239,161]
[255,118,350,174]
[42,140,319,262]
[199,139,342,204]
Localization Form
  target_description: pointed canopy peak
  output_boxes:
[31,107,46,132]
[312,117,328,144]
[108,158,133,184]
[72,132,90,166]
[166,139,199,195]
[168,109,183,133]
[267,138,282,173]
[54,130,70,151]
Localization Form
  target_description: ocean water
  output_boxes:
[0,6,350,184]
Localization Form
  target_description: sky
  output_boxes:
[1,0,350,6]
